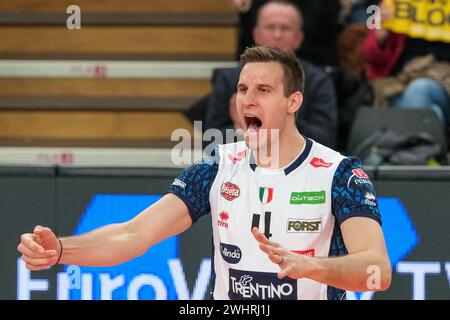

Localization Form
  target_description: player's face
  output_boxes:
[236,61,292,150]
[253,3,303,54]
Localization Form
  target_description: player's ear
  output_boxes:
[288,91,303,115]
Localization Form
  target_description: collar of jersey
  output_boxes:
[248,137,313,175]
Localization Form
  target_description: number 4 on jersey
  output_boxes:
[251,212,272,239]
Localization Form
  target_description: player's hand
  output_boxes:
[252,227,313,280]
[17,225,60,271]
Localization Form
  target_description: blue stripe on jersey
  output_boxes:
[249,137,313,175]
[327,156,382,300]
[209,236,216,300]
[166,148,219,223]
[284,137,312,175]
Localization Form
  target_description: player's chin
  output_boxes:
[244,135,269,152]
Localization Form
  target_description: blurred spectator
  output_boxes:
[362,1,450,128]
[204,0,338,148]
[230,0,343,67]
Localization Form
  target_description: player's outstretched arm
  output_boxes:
[18,193,191,270]
[253,216,392,292]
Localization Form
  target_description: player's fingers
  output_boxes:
[260,242,284,256]
[252,228,281,247]
[252,227,270,244]
[278,265,292,279]
[25,262,51,271]
[34,225,54,239]
[17,243,56,259]
[268,251,284,265]
[21,253,57,267]
[21,234,44,253]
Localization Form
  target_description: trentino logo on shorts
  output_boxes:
[221,182,240,201]
[228,269,297,300]
[287,218,322,233]
[290,191,325,204]
[220,243,242,264]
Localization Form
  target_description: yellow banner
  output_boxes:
[382,0,450,43]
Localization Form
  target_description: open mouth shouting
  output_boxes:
[244,115,263,134]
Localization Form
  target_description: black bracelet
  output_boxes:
[55,238,63,265]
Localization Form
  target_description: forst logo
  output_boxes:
[287,219,322,233]
[221,182,240,201]
[220,243,242,264]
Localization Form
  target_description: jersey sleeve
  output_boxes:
[331,156,382,226]
[166,148,219,223]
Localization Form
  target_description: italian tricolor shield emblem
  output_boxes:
[259,187,274,204]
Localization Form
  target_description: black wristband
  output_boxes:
[55,238,63,265]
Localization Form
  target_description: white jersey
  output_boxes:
[168,138,381,300]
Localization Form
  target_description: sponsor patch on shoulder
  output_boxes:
[347,168,372,188]
[172,178,186,189]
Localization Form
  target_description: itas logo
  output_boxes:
[310,157,333,168]
[259,187,274,204]
[220,243,242,264]
[347,168,372,187]
[229,269,297,300]
[364,192,377,206]
[287,219,322,233]
[221,182,240,201]
[227,150,247,164]
[218,211,230,228]
[290,191,326,205]
[292,249,315,256]
[353,168,368,179]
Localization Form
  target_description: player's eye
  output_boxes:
[238,87,247,94]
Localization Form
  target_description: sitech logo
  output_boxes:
[287,219,322,233]
[310,157,333,168]
[229,269,297,300]
[220,243,241,264]
[17,195,211,300]
[290,191,325,205]
[221,182,240,201]
[218,211,230,229]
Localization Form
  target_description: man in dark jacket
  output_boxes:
[204,0,337,148]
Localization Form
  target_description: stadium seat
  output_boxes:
[347,107,448,162]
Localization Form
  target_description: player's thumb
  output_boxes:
[34,225,55,242]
